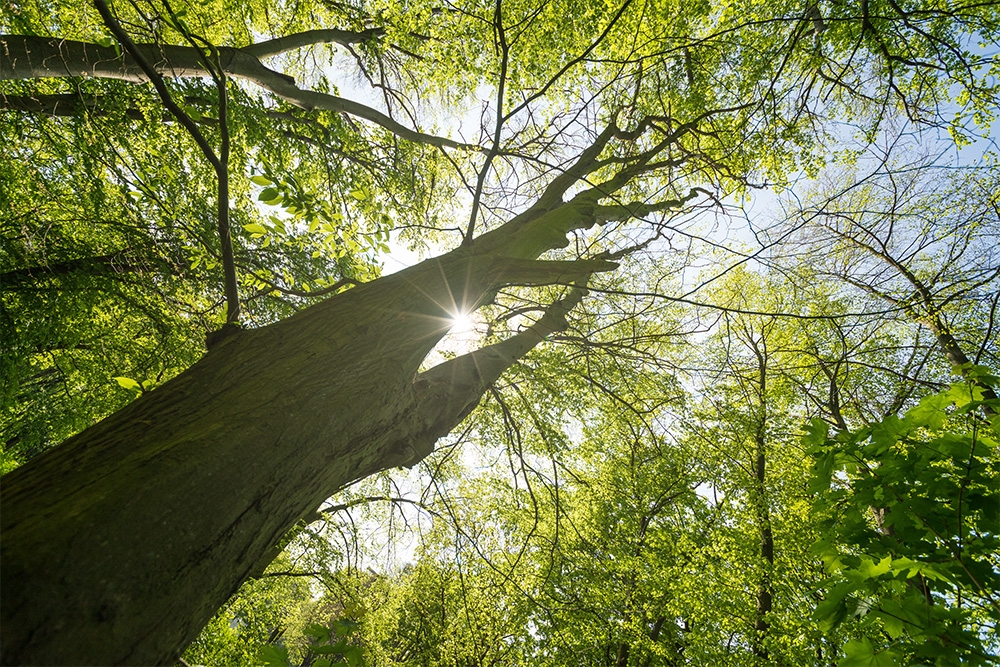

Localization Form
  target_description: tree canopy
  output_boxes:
[1,0,998,664]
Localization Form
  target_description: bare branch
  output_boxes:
[92,0,241,325]
[242,27,385,59]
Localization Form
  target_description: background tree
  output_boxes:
[782,142,1000,388]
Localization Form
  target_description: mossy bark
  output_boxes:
[0,43,638,658]
[0,229,614,664]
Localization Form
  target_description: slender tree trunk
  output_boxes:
[752,435,774,662]
[748,337,773,664]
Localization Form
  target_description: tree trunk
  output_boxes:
[0,33,665,660]
[751,438,774,663]
[0,236,613,664]
[748,336,773,664]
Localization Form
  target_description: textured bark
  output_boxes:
[0,43,682,658]
[0,214,615,664]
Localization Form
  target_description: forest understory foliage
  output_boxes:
[1,0,998,664]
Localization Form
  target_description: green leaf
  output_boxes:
[803,417,830,448]
[839,638,899,667]
[960,364,1000,388]
[114,377,142,392]
[312,636,353,654]
[303,622,332,642]
[341,645,363,666]
[916,563,953,583]
[251,175,273,186]
[889,557,922,578]
[810,451,837,492]
[856,556,892,580]
[258,188,280,203]
[332,619,360,635]
[243,223,268,235]
[907,392,950,430]
[869,415,904,454]
[815,581,854,632]
[839,638,876,667]
[879,611,906,639]
[943,382,978,407]
[258,644,290,667]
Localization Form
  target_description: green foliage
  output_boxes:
[1,0,451,460]
[258,618,363,667]
[808,369,1000,666]
[181,557,313,666]
[4,0,999,663]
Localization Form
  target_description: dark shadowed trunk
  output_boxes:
[0,240,612,664]
[0,127,635,662]
[747,333,773,664]
[1,30,696,664]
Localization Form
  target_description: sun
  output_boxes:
[449,311,475,334]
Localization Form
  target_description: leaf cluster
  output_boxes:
[807,369,1000,665]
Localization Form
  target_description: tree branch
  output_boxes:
[0,35,477,151]
[0,249,155,286]
[242,27,385,59]
[464,0,509,245]
[385,286,593,468]
[92,0,240,324]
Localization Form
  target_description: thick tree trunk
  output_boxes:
[0,237,613,664]
[0,37,665,659]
